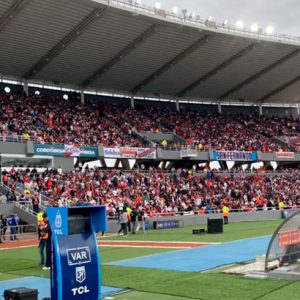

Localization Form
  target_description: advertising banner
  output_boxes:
[213,150,257,161]
[34,144,98,158]
[275,152,295,159]
[104,147,156,159]
[56,233,100,300]
[279,230,300,247]
[46,209,68,236]
[180,149,198,158]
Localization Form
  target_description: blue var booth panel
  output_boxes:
[47,206,106,300]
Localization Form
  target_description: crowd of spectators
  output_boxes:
[140,108,287,151]
[240,114,300,151]
[0,93,142,147]
[2,167,300,218]
[2,92,300,151]
[242,114,300,138]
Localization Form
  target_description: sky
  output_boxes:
[141,0,300,36]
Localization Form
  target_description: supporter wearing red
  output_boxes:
[4,166,300,218]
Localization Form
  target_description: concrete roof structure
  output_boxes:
[1,0,300,104]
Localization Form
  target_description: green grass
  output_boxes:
[1,219,298,300]
[112,291,194,300]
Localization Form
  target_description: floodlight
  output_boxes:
[236,20,244,29]
[172,6,178,14]
[266,26,274,34]
[222,19,228,26]
[154,2,160,9]
[190,12,196,18]
[63,94,69,100]
[4,86,10,93]
[250,23,259,32]
[35,90,40,96]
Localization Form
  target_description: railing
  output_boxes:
[0,133,291,153]
[0,224,37,242]
[109,0,300,45]
[0,183,48,215]
[0,135,39,144]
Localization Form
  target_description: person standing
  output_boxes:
[32,193,39,214]
[0,215,3,243]
[1,215,7,241]
[39,213,51,270]
[7,214,17,240]
[136,208,146,234]
[126,206,132,233]
[130,208,138,234]
[222,204,230,225]
[38,215,46,266]
[37,209,44,240]
[118,209,128,237]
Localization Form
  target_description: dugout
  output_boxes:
[265,211,300,279]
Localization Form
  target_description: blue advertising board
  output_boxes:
[34,144,98,157]
[47,206,106,300]
[213,150,257,161]
[54,233,100,300]
[46,208,68,236]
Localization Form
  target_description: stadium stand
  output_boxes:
[0,0,300,234]
[0,93,296,151]
[0,93,142,147]
[2,167,300,218]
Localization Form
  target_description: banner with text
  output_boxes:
[275,152,295,159]
[104,147,156,159]
[279,230,300,247]
[34,144,98,158]
[213,150,257,161]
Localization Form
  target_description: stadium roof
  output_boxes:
[1,0,300,105]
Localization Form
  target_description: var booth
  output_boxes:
[47,206,106,300]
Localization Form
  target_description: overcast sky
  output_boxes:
[141,0,300,36]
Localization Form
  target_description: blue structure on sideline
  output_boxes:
[47,206,106,300]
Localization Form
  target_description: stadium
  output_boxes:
[1,0,300,299]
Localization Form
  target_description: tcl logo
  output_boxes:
[71,286,90,296]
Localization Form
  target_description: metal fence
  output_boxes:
[0,224,38,242]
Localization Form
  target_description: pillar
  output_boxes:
[176,100,179,112]
[259,104,263,116]
[130,95,135,108]
[80,90,85,104]
[217,102,222,114]
[23,80,28,96]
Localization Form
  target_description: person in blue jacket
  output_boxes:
[8,213,19,240]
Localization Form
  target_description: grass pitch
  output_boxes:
[1,219,299,300]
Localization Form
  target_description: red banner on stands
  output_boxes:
[275,152,295,159]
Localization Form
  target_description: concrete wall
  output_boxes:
[53,157,74,172]
[257,151,300,162]
[0,203,14,216]
[13,206,37,225]
[0,142,27,154]
[106,210,283,232]
[0,205,285,232]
